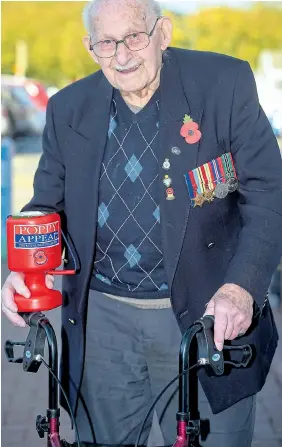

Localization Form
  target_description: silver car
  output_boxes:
[1,82,45,137]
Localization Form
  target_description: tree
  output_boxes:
[2,2,282,85]
[1,1,99,86]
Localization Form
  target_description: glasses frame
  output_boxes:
[89,16,162,58]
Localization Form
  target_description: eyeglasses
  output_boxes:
[89,16,162,58]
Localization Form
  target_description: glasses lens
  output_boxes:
[125,33,149,51]
[94,40,116,57]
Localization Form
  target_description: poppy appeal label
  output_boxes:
[14,221,60,249]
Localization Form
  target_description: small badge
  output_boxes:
[171,146,181,155]
[214,182,229,199]
[163,174,172,187]
[163,158,170,170]
[166,187,175,200]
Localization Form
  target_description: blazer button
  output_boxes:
[207,242,215,249]
[68,318,76,325]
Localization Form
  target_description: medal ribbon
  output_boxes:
[204,162,214,191]
[216,156,226,183]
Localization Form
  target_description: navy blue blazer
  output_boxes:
[22,48,282,415]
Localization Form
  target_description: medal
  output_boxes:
[162,158,171,170]
[163,174,172,187]
[193,193,205,207]
[203,189,214,202]
[226,177,238,193]
[214,182,229,199]
[166,187,175,200]
[184,152,238,207]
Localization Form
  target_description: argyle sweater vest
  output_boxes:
[90,88,169,298]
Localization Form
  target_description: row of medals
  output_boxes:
[193,176,239,207]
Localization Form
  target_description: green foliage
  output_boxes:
[1,1,99,86]
[2,1,282,86]
[167,4,282,70]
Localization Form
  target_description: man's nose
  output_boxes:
[115,41,132,65]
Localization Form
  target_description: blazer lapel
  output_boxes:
[66,74,113,226]
[159,50,204,288]
[70,74,113,144]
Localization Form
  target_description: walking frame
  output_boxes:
[4,312,253,447]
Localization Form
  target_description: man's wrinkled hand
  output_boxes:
[203,283,253,351]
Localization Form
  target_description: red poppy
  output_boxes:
[34,250,48,265]
[180,114,202,144]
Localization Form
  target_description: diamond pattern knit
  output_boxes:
[91,88,169,298]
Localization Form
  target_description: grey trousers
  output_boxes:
[75,290,256,446]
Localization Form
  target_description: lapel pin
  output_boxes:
[180,114,202,144]
[166,187,175,200]
[171,146,181,155]
[163,174,172,187]
[162,158,171,170]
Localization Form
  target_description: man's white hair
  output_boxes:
[82,0,162,39]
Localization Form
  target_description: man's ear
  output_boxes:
[160,17,173,51]
[83,35,99,64]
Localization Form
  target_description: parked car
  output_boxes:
[255,74,282,137]
[46,85,59,98]
[269,108,282,138]
[1,99,14,137]
[2,75,49,109]
[24,78,49,109]
[1,78,46,137]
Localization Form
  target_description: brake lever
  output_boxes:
[4,340,25,363]
[222,344,253,368]
[4,313,46,373]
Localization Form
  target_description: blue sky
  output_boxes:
[159,1,251,13]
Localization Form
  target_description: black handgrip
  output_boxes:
[201,315,253,371]
[4,340,25,363]
[202,315,224,375]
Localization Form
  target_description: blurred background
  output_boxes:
[1,1,281,446]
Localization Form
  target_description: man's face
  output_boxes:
[84,1,171,93]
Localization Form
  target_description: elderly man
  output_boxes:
[2,0,282,446]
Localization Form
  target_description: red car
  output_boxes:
[24,79,49,110]
[2,75,49,110]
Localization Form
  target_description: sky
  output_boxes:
[158,1,252,13]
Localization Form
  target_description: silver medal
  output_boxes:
[226,177,238,193]
[214,182,229,199]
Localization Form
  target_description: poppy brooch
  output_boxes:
[180,114,202,144]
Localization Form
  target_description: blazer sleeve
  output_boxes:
[21,97,65,214]
[224,60,282,309]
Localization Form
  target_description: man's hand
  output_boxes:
[203,283,254,351]
[1,272,54,327]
